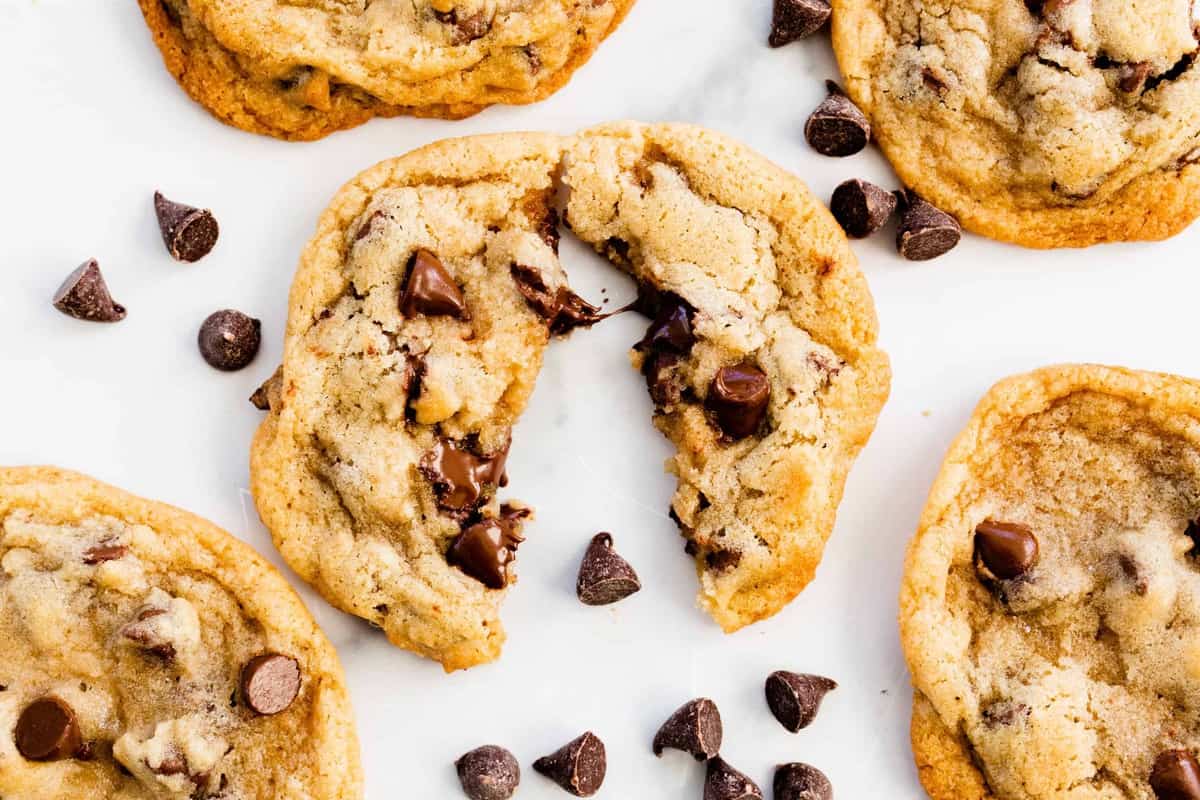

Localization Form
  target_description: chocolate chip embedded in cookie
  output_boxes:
[831,0,1200,246]
[0,467,360,800]
[401,250,470,320]
[901,365,1200,800]
[447,514,527,590]
[136,0,638,140]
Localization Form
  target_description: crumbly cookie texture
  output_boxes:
[831,0,1200,248]
[250,124,889,671]
[901,365,1200,799]
[0,467,361,800]
[564,123,890,632]
[137,0,636,140]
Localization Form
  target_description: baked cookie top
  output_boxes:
[0,467,360,800]
[831,0,1200,248]
[900,365,1200,799]
[138,0,635,140]
[250,123,889,671]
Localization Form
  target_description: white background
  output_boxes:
[2,1,1198,797]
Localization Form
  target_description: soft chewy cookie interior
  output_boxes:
[901,365,1200,799]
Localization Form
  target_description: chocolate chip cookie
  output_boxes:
[137,0,636,141]
[831,0,1200,248]
[901,365,1200,799]
[249,123,889,670]
[0,467,361,799]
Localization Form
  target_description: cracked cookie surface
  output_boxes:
[831,0,1200,247]
[137,0,636,140]
[249,123,889,670]
[0,467,360,800]
[901,365,1200,799]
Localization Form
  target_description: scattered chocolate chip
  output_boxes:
[15,696,83,761]
[765,671,837,732]
[510,264,609,335]
[768,0,832,46]
[981,700,1029,728]
[533,732,606,797]
[153,191,219,263]
[706,363,771,440]
[652,698,723,761]
[773,763,832,800]
[577,533,642,605]
[896,191,961,261]
[1152,750,1200,800]
[455,745,521,800]
[422,439,509,514]
[805,82,871,157]
[705,756,763,800]
[52,259,126,322]
[83,542,128,564]
[240,653,301,715]
[830,179,897,238]
[434,8,492,44]
[1118,61,1153,94]
[447,515,526,590]
[401,249,470,320]
[974,520,1039,581]
[198,309,261,371]
[250,366,283,411]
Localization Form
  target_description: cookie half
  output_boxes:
[250,124,889,670]
[0,467,361,800]
[138,0,636,140]
[831,0,1200,248]
[901,365,1200,799]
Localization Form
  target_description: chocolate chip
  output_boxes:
[830,179,897,238]
[250,366,283,411]
[652,698,723,761]
[434,8,492,44]
[1152,750,1200,799]
[1187,518,1200,554]
[981,700,1029,729]
[15,696,83,761]
[53,259,126,322]
[577,533,641,606]
[198,309,261,371]
[533,731,606,797]
[638,293,695,354]
[768,0,831,46]
[240,653,301,715]
[510,264,608,335]
[153,191,219,263]
[643,351,685,406]
[447,515,526,590]
[121,607,176,662]
[401,249,469,320]
[705,547,742,572]
[765,672,837,732]
[83,542,127,564]
[773,763,832,800]
[706,363,771,440]
[805,82,871,157]
[974,520,1039,580]
[422,439,509,514]
[705,756,763,800]
[896,191,961,261]
[1118,61,1153,94]
[455,745,520,800]
[537,207,561,253]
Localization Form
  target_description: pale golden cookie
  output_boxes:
[831,0,1200,248]
[901,365,1200,799]
[137,0,636,141]
[0,467,361,800]
[250,124,889,671]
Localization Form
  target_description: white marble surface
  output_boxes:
[3,1,1199,797]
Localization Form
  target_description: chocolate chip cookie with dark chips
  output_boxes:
[902,365,1200,800]
[832,0,1200,247]
[0,467,360,799]
[137,0,637,141]
[249,123,890,670]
